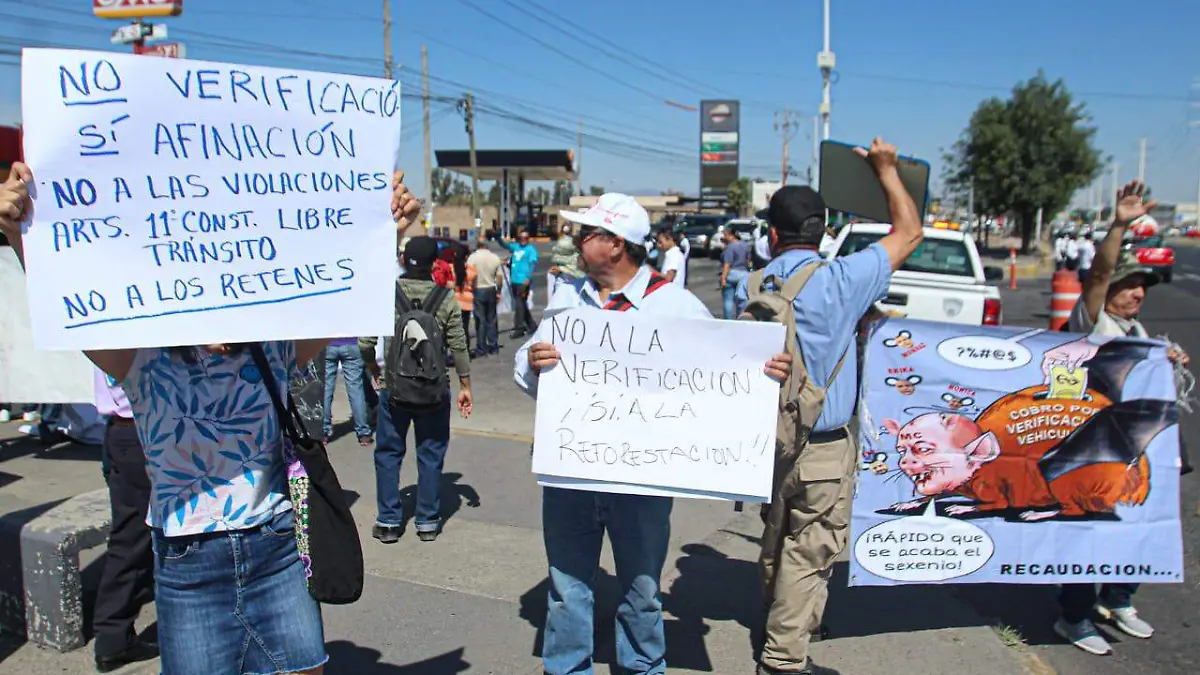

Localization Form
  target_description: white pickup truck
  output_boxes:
[826,223,1005,325]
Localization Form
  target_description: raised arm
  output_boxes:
[855,138,923,271]
[1081,181,1154,323]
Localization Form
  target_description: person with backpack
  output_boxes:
[515,193,792,675]
[735,138,923,675]
[373,236,473,545]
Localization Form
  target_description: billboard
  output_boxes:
[93,0,183,20]
[699,100,739,199]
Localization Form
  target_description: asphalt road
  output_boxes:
[961,241,1200,675]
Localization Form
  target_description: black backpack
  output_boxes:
[385,283,452,411]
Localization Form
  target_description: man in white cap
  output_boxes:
[515,193,791,675]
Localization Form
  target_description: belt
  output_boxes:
[108,416,136,426]
[809,427,849,444]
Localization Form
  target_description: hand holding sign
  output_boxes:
[0,162,32,245]
[852,136,900,177]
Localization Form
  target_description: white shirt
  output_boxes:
[755,233,771,261]
[513,264,712,397]
[1064,238,1080,260]
[679,237,691,259]
[1054,237,1068,261]
[1077,239,1095,269]
[661,246,686,286]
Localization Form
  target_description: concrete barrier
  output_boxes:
[0,489,111,652]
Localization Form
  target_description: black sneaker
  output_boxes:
[372,523,402,544]
[416,528,440,542]
[95,639,159,673]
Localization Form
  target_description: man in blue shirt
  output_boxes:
[737,138,924,675]
[500,228,539,338]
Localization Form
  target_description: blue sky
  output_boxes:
[1,0,1198,206]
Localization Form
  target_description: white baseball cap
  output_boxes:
[559,193,651,248]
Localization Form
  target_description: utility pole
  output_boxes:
[576,118,583,197]
[1137,137,1147,183]
[774,108,800,186]
[1110,162,1119,216]
[817,0,834,141]
[421,44,431,228]
[382,0,393,79]
[459,93,481,228]
[811,115,820,188]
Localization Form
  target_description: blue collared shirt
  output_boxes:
[514,265,713,397]
[735,244,892,431]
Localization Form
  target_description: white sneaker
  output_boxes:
[0,409,10,423]
[22,411,37,422]
[1096,603,1154,639]
[1054,618,1113,655]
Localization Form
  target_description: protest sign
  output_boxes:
[532,307,784,500]
[850,319,1183,586]
[19,48,401,350]
[0,247,95,402]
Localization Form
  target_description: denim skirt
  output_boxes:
[152,509,327,675]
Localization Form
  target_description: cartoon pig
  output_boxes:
[882,413,1000,502]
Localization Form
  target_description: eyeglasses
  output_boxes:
[573,226,607,246]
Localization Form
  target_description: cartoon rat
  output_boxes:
[883,398,1177,522]
[884,330,914,349]
[884,374,922,396]
[941,392,975,410]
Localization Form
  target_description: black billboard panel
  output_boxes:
[699,100,739,198]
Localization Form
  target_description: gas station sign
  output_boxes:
[699,100,740,199]
[93,0,183,20]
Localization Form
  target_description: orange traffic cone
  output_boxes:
[1049,269,1081,331]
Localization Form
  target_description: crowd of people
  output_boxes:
[0,136,1191,675]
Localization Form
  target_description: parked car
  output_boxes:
[828,224,1004,325]
[1128,234,1175,283]
[674,214,728,259]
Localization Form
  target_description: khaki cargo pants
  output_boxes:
[759,430,857,671]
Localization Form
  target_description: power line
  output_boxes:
[448,0,676,105]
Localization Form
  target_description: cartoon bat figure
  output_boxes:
[941,392,975,410]
[883,330,915,349]
[882,399,1177,522]
[884,374,922,396]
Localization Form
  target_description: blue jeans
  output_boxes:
[722,269,748,319]
[153,510,326,675]
[323,344,371,438]
[373,391,450,532]
[473,286,500,354]
[541,487,672,675]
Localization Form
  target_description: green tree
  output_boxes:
[725,177,752,216]
[552,180,574,205]
[588,185,605,196]
[486,181,502,206]
[944,72,1102,253]
[430,168,455,205]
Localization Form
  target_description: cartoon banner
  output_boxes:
[850,319,1183,586]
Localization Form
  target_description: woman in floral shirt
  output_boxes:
[0,163,420,675]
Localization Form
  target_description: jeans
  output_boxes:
[474,286,499,354]
[1060,583,1140,624]
[541,487,672,675]
[323,344,372,438]
[722,269,749,320]
[374,391,451,532]
[511,280,537,334]
[93,420,155,658]
[153,510,326,675]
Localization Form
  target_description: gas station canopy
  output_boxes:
[436,149,575,182]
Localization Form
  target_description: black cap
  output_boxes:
[761,186,826,245]
[403,236,438,269]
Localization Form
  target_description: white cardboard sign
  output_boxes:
[0,248,95,402]
[532,307,784,500]
[19,48,401,350]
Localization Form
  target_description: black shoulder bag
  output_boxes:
[249,343,364,605]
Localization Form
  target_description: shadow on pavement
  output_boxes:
[0,433,101,465]
[325,641,470,674]
[396,472,480,531]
